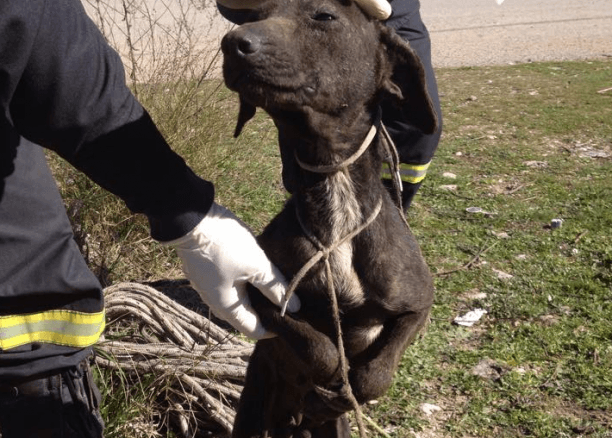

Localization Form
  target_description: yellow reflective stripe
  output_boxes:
[381,161,431,184]
[0,309,105,350]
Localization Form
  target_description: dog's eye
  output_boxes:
[312,12,336,21]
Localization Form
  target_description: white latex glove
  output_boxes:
[166,203,301,339]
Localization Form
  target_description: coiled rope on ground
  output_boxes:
[97,281,253,437]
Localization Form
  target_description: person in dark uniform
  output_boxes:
[217,0,443,211]
[0,1,298,437]
[382,0,443,210]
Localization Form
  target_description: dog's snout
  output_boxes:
[223,28,263,57]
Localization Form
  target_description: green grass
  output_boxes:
[49,59,612,437]
[364,60,612,437]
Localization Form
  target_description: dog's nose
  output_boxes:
[237,33,261,55]
[223,28,262,57]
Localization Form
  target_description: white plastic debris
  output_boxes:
[551,218,563,229]
[454,309,487,327]
[466,206,496,216]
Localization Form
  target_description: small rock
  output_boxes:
[455,151,463,156]
[523,160,548,168]
[467,95,478,101]
[420,403,442,416]
[439,184,457,191]
[491,231,510,239]
[462,289,487,300]
[472,358,504,381]
[492,268,513,280]
[539,314,559,326]
[384,425,399,434]
[442,172,457,179]
[579,149,610,159]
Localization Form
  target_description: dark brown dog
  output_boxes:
[221,0,437,436]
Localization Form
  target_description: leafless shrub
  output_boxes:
[83,0,232,86]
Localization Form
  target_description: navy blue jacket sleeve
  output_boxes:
[1,0,214,241]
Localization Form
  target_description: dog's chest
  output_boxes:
[321,171,365,306]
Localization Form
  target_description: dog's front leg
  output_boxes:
[348,310,430,403]
[248,285,341,384]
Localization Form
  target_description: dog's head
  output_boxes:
[221,0,437,138]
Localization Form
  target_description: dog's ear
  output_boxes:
[234,95,257,138]
[378,25,438,134]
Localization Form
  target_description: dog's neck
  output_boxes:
[274,106,385,247]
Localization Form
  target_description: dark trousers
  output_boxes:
[384,3,443,209]
[0,357,104,438]
[0,141,105,380]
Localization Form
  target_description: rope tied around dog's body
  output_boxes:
[280,197,383,317]
[379,122,417,233]
[286,198,382,438]
[279,124,398,437]
[281,120,407,314]
[380,123,404,209]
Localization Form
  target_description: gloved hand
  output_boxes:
[166,203,301,339]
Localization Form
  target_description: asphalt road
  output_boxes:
[83,0,612,77]
[420,0,612,67]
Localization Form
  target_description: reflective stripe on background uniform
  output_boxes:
[382,161,431,184]
[0,309,105,350]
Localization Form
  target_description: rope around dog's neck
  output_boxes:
[293,124,377,174]
[293,121,404,213]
